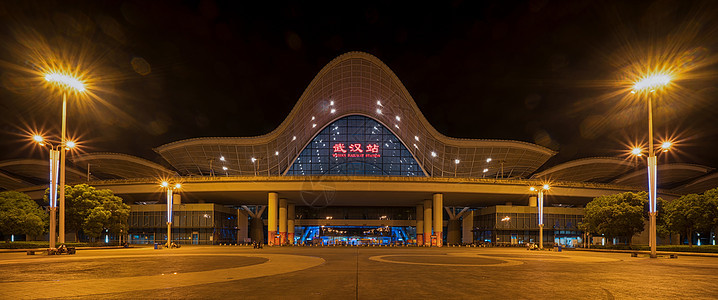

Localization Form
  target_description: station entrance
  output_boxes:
[294,226,412,246]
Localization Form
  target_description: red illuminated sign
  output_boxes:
[333,143,381,158]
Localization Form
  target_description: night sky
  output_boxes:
[1,0,717,172]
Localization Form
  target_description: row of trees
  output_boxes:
[0,184,129,242]
[581,188,718,245]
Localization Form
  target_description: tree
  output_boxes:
[45,184,129,242]
[0,191,47,241]
[664,192,715,246]
[582,192,647,245]
[703,187,718,232]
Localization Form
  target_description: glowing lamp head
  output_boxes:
[33,135,44,143]
[486,158,492,163]
[161,181,169,187]
[631,147,643,156]
[454,159,460,164]
[174,183,181,189]
[660,141,672,152]
[222,166,228,170]
[542,184,550,190]
[632,73,672,92]
[530,186,536,192]
[483,168,489,173]
[219,156,225,161]
[65,141,76,149]
[430,151,437,158]
[44,72,86,92]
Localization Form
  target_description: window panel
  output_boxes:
[287,115,423,176]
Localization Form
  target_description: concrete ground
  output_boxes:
[1,246,717,299]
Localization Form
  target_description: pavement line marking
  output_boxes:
[0,253,324,299]
[368,254,524,267]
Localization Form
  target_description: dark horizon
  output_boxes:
[1,0,717,172]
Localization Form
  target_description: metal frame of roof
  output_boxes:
[612,163,714,188]
[70,152,177,180]
[155,52,556,178]
[0,159,87,186]
[531,157,636,183]
[670,172,718,195]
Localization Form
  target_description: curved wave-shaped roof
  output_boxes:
[0,159,87,185]
[612,163,714,188]
[155,52,556,178]
[70,152,177,180]
[531,157,636,183]
[670,172,718,195]
[0,171,33,191]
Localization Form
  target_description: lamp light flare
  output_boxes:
[65,141,76,149]
[222,166,228,170]
[660,141,672,152]
[483,168,489,173]
[430,151,437,157]
[542,184,550,190]
[44,72,86,92]
[251,157,257,163]
[219,156,225,161]
[330,108,336,114]
[174,183,181,189]
[530,186,536,191]
[454,159,460,164]
[33,135,44,143]
[486,158,492,163]
[632,73,672,92]
[631,147,643,156]
[161,181,169,187]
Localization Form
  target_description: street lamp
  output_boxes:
[161,181,182,247]
[33,135,76,249]
[530,184,550,249]
[631,72,672,259]
[44,71,86,244]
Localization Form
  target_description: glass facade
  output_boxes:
[128,204,237,245]
[287,115,423,176]
[473,206,584,247]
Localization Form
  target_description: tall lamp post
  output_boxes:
[530,184,550,249]
[33,135,76,249]
[44,72,86,244]
[162,181,182,247]
[631,73,671,259]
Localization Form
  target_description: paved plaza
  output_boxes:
[1,246,717,299]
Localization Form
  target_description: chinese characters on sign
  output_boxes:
[332,143,381,158]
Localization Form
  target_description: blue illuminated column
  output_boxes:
[48,149,60,249]
[531,184,550,249]
[162,182,181,247]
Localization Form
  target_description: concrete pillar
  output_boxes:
[267,192,278,246]
[433,193,443,247]
[237,209,248,244]
[288,204,295,245]
[462,210,474,244]
[279,198,288,245]
[423,199,432,246]
[528,196,537,207]
[250,217,264,244]
[447,219,461,245]
[416,204,424,246]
